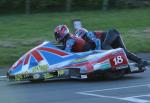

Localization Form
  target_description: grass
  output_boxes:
[0,8,150,67]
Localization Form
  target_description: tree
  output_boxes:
[102,0,109,11]
[25,0,31,14]
[65,0,72,12]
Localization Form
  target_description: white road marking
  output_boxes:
[78,83,150,93]
[0,76,7,81]
[147,85,150,88]
[77,92,150,103]
[78,92,150,103]
[78,92,125,101]
[122,94,150,103]
[128,94,150,98]
[0,75,6,78]
[122,97,150,103]
[77,83,150,103]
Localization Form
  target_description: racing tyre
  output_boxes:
[104,70,125,80]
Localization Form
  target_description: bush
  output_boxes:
[0,0,150,14]
[0,0,102,14]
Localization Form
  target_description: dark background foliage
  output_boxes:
[0,0,150,14]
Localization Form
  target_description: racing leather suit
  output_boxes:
[86,29,142,64]
[64,35,90,52]
[86,32,101,50]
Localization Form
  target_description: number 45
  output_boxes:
[113,56,123,65]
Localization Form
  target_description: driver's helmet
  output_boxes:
[54,25,69,42]
[75,28,88,38]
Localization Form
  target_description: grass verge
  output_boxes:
[0,8,150,67]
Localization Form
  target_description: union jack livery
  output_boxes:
[7,41,145,81]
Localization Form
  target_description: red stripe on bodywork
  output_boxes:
[86,63,94,72]
[31,50,43,62]
[72,62,88,67]
[24,53,30,65]
[68,54,111,72]
[12,60,23,69]
[38,47,69,56]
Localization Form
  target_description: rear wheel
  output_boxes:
[104,70,125,80]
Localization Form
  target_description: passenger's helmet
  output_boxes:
[75,28,88,38]
[54,25,69,42]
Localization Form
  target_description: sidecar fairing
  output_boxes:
[7,41,145,81]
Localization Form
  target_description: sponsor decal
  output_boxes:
[57,70,65,76]
[43,73,54,79]
[32,64,48,73]
[81,75,87,79]
[15,71,29,81]
[116,65,128,70]
[73,58,88,63]
[73,54,99,64]
[43,69,69,79]
[33,74,40,79]
[57,69,69,76]
[93,60,111,70]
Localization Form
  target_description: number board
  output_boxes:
[110,53,128,68]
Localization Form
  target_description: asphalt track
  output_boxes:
[0,53,150,103]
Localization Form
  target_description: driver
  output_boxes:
[75,28,150,68]
[54,25,90,52]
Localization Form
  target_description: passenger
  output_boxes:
[75,28,150,68]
